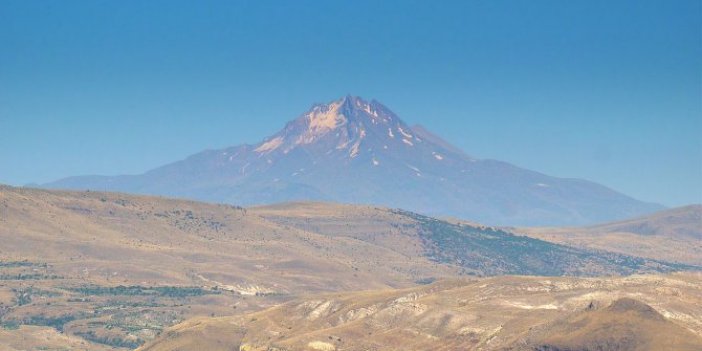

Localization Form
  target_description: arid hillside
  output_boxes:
[139,273,702,351]
[0,186,699,350]
[0,186,452,350]
[518,205,702,266]
[0,186,452,294]
[1,186,686,292]
[512,296,702,351]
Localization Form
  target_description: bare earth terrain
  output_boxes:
[517,205,702,266]
[0,185,700,350]
[139,274,702,351]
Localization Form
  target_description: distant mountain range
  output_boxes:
[46,95,662,226]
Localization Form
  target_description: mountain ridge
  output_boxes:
[45,96,663,226]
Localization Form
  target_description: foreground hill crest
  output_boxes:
[45,96,662,226]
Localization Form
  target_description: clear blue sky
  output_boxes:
[1,0,700,206]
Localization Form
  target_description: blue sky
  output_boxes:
[0,0,700,206]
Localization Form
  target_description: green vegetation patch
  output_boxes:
[20,314,79,332]
[0,273,62,280]
[74,330,144,349]
[0,260,48,268]
[69,285,219,298]
[393,209,698,277]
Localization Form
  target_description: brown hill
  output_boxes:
[1,186,449,350]
[0,185,682,293]
[139,274,702,351]
[589,204,702,239]
[0,185,448,294]
[0,185,697,350]
[512,297,702,351]
[518,205,702,266]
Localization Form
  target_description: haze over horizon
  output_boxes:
[1,0,700,207]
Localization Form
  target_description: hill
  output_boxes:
[518,205,702,265]
[138,273,702,351]
[512,297,702,351]
[589,204,702,239]
[0,186,694,349]
[44,96,662,226]
[252,202,694,276]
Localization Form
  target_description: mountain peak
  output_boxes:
[310,95,385,121]
[260,96,401,154]
[310,95,372,117]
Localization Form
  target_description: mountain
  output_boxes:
[518,205,702,266]
[45,95,662,226]
[137,274,702,351]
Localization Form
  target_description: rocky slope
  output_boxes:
[513,297,702,351]
[138,273,702,351]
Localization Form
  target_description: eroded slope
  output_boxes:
[139,273,702,351]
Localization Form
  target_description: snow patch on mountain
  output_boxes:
[407,165,421,174]
[309,101,345,131]
[350,141,361,158]
[296,100,348,145]
[255,136,284,153]
[398,126,413,139]
[359,100,379,118]
[336,140,350,149]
